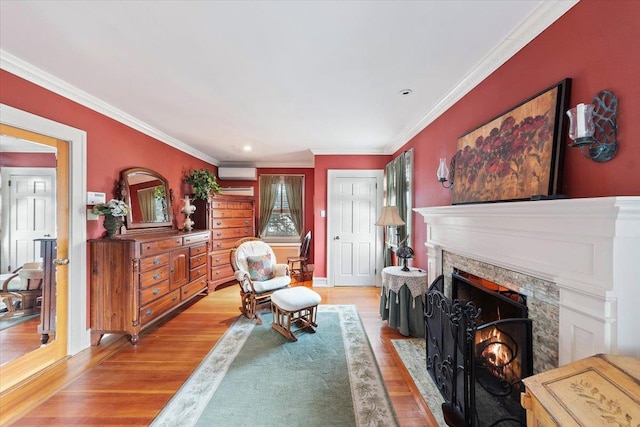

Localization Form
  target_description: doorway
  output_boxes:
[0,104,88,394]
[327,169,384,286]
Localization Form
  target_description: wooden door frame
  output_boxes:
[0,104,88,392]
[326,169,384,287]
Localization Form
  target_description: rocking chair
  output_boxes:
[230,237,291,324]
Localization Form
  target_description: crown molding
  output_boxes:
[0,49,220,166]
[384,0,579,155]
[309,147,390,156]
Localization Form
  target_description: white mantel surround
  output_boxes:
[415,196,640,366]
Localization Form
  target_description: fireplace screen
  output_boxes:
[425,273,533,426]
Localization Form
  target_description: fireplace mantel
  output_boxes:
[416,196,640,365]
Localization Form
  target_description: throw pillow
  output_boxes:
[246,253,275,281]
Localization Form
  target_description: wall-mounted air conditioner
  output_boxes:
[220,187,255,196]
[217,167,257,181]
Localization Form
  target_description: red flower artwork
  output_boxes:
[451,83,566,204]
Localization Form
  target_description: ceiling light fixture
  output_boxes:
[243,145,252,152]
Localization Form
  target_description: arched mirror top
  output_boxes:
[120,167,173,230]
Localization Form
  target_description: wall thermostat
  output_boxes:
[87,191,106,205]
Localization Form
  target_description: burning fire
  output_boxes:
[476,325,521,384]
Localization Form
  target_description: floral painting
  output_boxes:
[452,79,570,205]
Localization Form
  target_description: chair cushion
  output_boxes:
[247,253,275,281]
[252,276,291,294]
[271,287,322,311]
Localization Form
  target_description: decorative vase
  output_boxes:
[103,214,122,238]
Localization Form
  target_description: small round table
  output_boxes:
[379,266,428,337]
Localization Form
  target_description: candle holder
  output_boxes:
[566,90,618,162]
[181,196,196,231]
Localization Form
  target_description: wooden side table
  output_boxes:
[521,354,640,426]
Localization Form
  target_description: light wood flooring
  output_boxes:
[5,282,438,426]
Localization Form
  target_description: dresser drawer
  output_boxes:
[139,280,171,305]
[140,253,170,272]
[210,250,230,267]
[190,253,207,268]
[210,200,228,210]
[190,264,207,281]
[210,218,253,229]
[140,267,170,288]
[210,239,240,251]
[190,243,207,257]
[140,289,180,326]
[184,232,209,245]
[211,208,253,218]
[181,278,206,300]
[211,227,252,240]
[211,264,234,282]
[140,237,183,256]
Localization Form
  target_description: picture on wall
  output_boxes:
[451,79,571,205]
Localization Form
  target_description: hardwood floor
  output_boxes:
[6,283,438,426]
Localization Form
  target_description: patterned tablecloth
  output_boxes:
[380,266,428,337]
[381,266,428,308]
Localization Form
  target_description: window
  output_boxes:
[259,175,304,241]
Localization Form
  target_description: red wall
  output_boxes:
[0,152,57,168]
[1,0,638,283]
[391,0,640,270]
[313,155,391,277]
[0,69,215,238]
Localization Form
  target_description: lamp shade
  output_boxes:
[375,206,405,227]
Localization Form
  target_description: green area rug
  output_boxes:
[151,305,397,427]
[391,338,446,427]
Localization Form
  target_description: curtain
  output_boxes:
[138,188,156,222]
[283,175,303,235]
[383,149,413,267]
[258,175,280,236]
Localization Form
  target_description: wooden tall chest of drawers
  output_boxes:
[192,195,255,290]
[89,230,210,345]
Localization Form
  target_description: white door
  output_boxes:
[1,168,56,273]
[328,170,383,286]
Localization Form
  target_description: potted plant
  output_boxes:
[184,168,222,201]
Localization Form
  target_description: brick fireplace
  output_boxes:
[416,196,640,366]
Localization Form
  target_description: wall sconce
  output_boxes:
[437,156,455,189]
[566,90,618,162]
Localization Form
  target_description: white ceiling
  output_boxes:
[0,1,576,167]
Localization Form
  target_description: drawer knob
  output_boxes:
[216,271,221,275]
[216,233,222,237]
[153,258,160,265]
[216,222,222,226]
[216,243,222,248]
[183,289,189,294]
[215,258,221,262]
[172,296,178,301]
[145,309,152,316]
[153,289,160,295]
[153,273,160,280]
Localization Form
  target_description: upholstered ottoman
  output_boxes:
[271,287,322,341]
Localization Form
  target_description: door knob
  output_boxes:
[54,258,70,265]
[334,236,340,240]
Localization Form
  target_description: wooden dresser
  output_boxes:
[521,354,640,426]
[192,195,255,290]
[89,230,210,345]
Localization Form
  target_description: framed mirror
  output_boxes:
[120,167,173,230]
